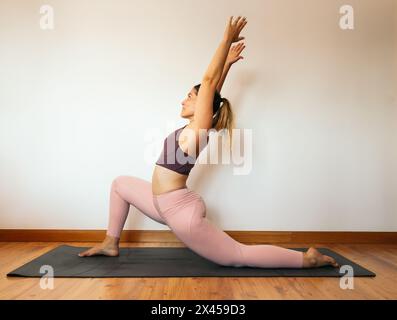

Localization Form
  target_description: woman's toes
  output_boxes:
[78,250,91,257]
[324,255,339,267]
[331,259,340,268]
[78,248,98,257]
[78,245,118,257]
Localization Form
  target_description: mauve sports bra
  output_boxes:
[155,125,209,176]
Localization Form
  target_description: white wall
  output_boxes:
[0,0,396,231]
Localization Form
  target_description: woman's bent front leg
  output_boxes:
[79,175,166,257]
[107,175,167,238]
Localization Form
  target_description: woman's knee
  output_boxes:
[112,175,135,191]
[228,244,246,268]
[218,256,245,268]
[212,255,244,268]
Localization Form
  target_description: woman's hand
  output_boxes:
[223,16,248,44]
[226,42,246,66]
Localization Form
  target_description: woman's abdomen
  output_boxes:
[152,165,189,195]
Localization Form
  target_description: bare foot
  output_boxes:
[78,235,120,257]
[303,247,340,268]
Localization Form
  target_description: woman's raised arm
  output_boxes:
[193,16,248,130]
[203,16,247,85]
[216,42,246,94]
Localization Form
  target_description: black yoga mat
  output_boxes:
[7,245,375,278]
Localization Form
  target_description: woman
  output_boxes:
[79,16,339,269]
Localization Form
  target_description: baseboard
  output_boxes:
[0,229,396,244]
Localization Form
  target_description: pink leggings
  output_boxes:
[107,176,304,268]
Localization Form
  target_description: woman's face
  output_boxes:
[180,88,197,119]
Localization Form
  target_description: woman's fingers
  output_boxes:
[237,16,246,26]
[226,16,248,43]
[231,43,245,54]
[237,43,246,54]
[229,15,247,25]
[232,43,246,56]
[237,17,247,28]
[238,20,248,34]
[231,16,245,26]
[241,19,248,30]
[233,16,242,25]
[235,17,247,39]
[232,43,242,51]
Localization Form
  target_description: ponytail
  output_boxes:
[212,97,235,152]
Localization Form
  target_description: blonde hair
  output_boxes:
[212,97,235,152]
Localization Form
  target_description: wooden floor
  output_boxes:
[0,242,396,299]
